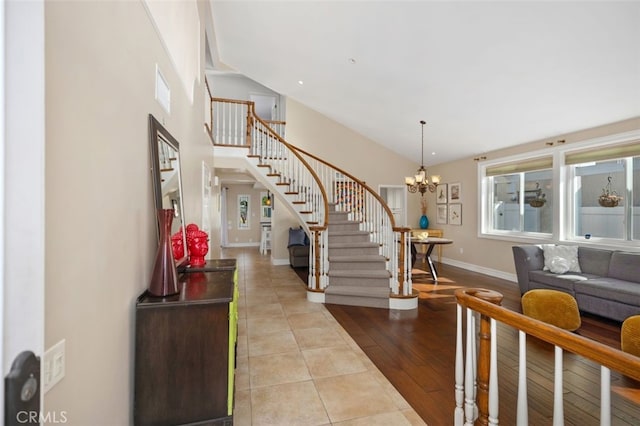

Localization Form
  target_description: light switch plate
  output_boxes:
[43,339,65,393]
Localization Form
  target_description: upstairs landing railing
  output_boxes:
[207,96,414,297]
[455,289,640,426]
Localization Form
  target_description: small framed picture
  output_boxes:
[449,182,462,204]
[449,204,462,225]
[436,184,448,204]
[436,205,448,224]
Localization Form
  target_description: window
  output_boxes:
[480,131,639,247]
[483,156,553,236]
[565,141,640,242]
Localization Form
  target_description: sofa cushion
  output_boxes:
[288,227,307,247]
[528,270,583,294]
[574,277,640,307]
[578,247,613,276]
[608,252,640,283]
[540,245,581,273]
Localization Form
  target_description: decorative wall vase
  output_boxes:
[419,214,429,229]
[148,209,179,297]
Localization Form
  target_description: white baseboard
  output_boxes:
[440,257,517,283]
[224,242,260,248]
[272,258,289,266]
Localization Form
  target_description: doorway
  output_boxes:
[379,185,407,227]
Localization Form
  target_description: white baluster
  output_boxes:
[553,345,564,426]
[601,366,611,426]
[455,304,464,426]
[464,308,476,425]
[488,318,499,425]
[517,330,528,426]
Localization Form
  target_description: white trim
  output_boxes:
[441,257,518,283]
[307,291,325,304]
[271,258,290,266]
[390,296,418,310]
[224,242,259,248]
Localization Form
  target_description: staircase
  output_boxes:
[325,208,391,308]
[208,96,417,310]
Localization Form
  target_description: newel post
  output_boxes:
[466,289,503,426]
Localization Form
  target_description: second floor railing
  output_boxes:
[455,288,640,425]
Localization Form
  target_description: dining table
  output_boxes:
[411,237,453,281]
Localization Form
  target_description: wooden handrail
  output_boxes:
[249,108,329,231]
[211,96,253,106]
[290,145,397,230]
[455,288,640,381]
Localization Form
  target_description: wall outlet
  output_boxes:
[43,339,65,393]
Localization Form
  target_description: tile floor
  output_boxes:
[226,248,427,425]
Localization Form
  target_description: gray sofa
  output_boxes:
[289,245,309,268]
[512,245,640,322]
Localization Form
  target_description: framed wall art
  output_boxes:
[449,182,462,203]
[436,204,448,224]
[449,203,462,225]
[436,184,448,204]
[238,194,250,229]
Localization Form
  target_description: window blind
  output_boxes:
[486,156,553,177]
[565,141,640,165]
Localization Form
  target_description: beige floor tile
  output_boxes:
[333,410,414,425]
[227,247,421,425]
[249,351,311,388]
[302,345,368,379]
[287,311,333,330]
[293,326,346,350]
[250,380,330,426]
[245,292,280,306]
[247,315,290,336]
[246,302,285,318]
[280,298,325,315]
[233,389,252,426]
[314,372,398,423]
[248,330,299,357]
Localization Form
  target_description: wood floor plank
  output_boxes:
[324,263,640,425]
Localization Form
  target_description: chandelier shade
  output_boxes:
[406,120,440,196]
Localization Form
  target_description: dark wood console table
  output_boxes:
[134,260,238,426]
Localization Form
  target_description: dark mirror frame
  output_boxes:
[148,114,189,271]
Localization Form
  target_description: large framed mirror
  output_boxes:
[149,114,189,270]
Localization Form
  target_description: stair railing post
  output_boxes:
[464,289,503,426]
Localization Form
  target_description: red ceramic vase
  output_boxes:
[148,209,179,297]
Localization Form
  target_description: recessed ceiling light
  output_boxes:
[431,151,436,156]
[298,80,304,85]
[348,58,356,64]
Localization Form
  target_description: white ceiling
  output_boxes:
[208,1,640,167]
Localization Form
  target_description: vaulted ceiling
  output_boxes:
[207,1,640,166]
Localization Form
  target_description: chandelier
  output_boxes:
[405,120,440,196]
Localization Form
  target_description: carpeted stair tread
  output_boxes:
[328,269,391,278]
[329,255,387,263]
[330,242,380,249]
[325,285,390,297]
[329,230,370,236]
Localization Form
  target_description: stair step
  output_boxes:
[328,270,390,287]
[328,230,371,244]
[329,255,387,270]
[325,286,390,309]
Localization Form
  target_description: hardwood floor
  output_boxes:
[323,263,640,426]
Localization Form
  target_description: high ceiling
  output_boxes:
[208,1,640,167]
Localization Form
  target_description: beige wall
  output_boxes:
[284,98,425,226]
[44,1,211,424]
[224,184,263,246]
[427,117,640,277]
